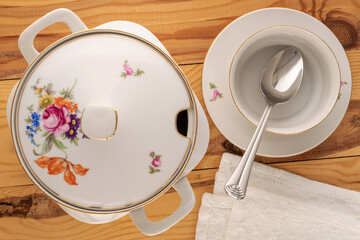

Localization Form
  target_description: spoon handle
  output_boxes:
[225,103,273,200]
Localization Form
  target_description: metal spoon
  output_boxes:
[225,47,304,200]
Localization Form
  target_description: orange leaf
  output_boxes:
[64,167,78,185]
[47,158,67,175]
[72,164,89,176]
[34,156,50,168]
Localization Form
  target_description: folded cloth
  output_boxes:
[196,153,360,240]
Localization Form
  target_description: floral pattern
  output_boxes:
[34,156,88,185]
[120,60,144,78]
[149,151,162,174]
[26,78,89,185]
[338,81,348,100]
[209,82,223,102]
[25,107,41,146]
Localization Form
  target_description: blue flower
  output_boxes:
[26,126,31,130]
[31,112,41,128]
[31,112,41,121]
[31,120,40,128]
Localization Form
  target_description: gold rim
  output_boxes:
[10,29,198,214]
[228,25,341,135]
[80,103,118,141]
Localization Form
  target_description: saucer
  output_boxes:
[202,8,351,157]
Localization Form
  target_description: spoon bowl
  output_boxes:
[225,47,304,200]
[261,47,303,104]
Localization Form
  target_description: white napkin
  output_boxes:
[196,153,360,240]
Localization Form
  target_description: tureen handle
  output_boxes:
[18,8,88,64]
[129,176,195,236]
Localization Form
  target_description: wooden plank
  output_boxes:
[270,157,360,192]
[1,50,360,188]
[0,169,216,240]
[0,0,359,79]
[0,157,359,239]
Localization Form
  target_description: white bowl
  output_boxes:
[229,25,340,135]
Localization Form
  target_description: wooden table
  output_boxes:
[0,1,359,239]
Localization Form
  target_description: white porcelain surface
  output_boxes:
[9,9,209,233]
[203,8,351,157]
[230,25,340,135]
[81,104,118,139]
[95,22,209,178]
[15,32,193,209]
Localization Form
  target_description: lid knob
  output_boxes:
[81,104,118,140]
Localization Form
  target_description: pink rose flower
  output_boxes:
[212,96,217,101]
[126,67,133,76]
[340,81,345,87]
[213,90,220,97]
[42,104,71,137]
[151,158,161,168]
[123,63,129,68]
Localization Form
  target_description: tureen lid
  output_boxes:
[10,30,197,213]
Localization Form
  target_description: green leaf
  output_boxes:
[25,117,31,124]
[155,169,160,172]
[73,138,79,147]
[33,133,53,156]
[150,152,155,158]
[209,83,215,89]
[41,131,49,137]
[148,165,155,174]
[121,72,127,78]
[53,136,67,150]
[155,155,162,159]
[135,69,144,77]
[219,93,223,98]
[27,104,34,112]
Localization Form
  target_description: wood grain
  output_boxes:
[1,50,360,188]
[0,169,217,240]
[0,157,359,239]
[1,1,360,239]
[0,0,359,80]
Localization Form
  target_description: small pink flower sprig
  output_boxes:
[209,82,223,102]
[149,151,162,174]
[121,60,144,79]
[338,81,348,100]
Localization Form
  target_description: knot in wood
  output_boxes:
[325,19,358,49]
